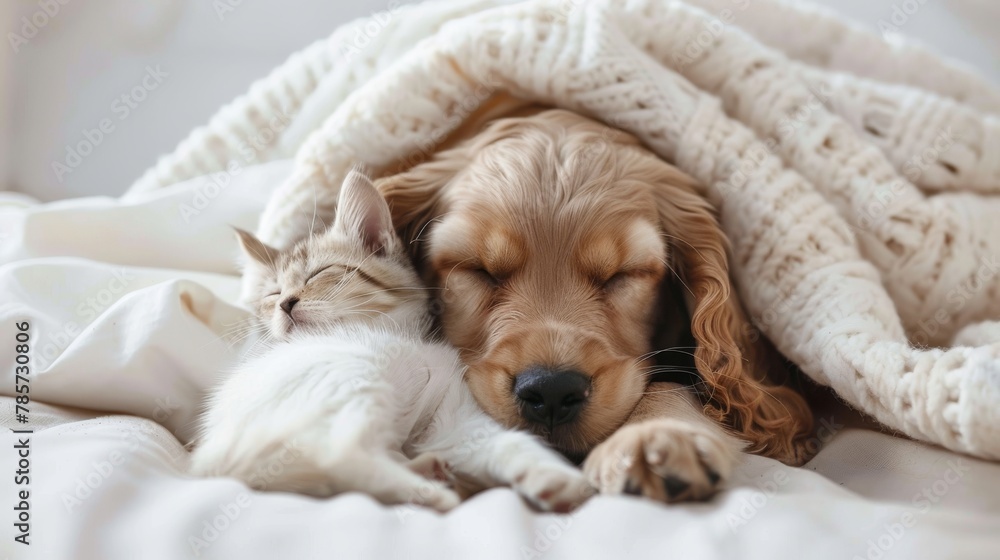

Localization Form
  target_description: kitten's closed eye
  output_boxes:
[306,265,334,284]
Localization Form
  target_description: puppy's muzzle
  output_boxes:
[513,366,590,429]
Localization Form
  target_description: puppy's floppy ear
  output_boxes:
[233,227,279,267]
[333,166,396,255]
[375,110,557,255]
[375,143,473,261]
[644,157,814,465]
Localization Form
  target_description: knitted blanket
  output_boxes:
[126,0,1000,460]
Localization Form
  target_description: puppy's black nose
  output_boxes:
[280,297,299,314]
[514,367,589,428]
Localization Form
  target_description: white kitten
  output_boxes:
[190,168,595,512]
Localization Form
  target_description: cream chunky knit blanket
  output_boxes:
[125,0,1000,460]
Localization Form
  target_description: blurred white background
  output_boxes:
[1,0,998,201]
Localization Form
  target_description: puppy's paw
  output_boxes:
[583,418,739,503]
[513,463,596,513]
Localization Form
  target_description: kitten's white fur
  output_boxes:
[190,169,594,512]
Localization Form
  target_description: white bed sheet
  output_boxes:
[1,161,999,560]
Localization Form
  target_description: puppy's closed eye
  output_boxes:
[598,271,630,293]
[593,268,660,295]
[470,267,503,288]
[447,258,509,289]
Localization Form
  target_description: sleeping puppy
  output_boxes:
[376,109,814,502]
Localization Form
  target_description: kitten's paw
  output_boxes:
[513,463,595,513]
[369,457,462,513]
[583,418,739,503]
[405,480,462,513]
[405,452,453,483]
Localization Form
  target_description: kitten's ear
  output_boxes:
[233,227,279,267]
[333,166,395,255]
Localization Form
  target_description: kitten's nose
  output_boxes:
[514,366,589,428]
[280,297,299,315]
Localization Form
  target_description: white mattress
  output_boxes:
[2,161,999,560]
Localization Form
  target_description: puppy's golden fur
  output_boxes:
[377,109,813,499]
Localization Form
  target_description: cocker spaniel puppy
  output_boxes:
[376,109,813,502]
